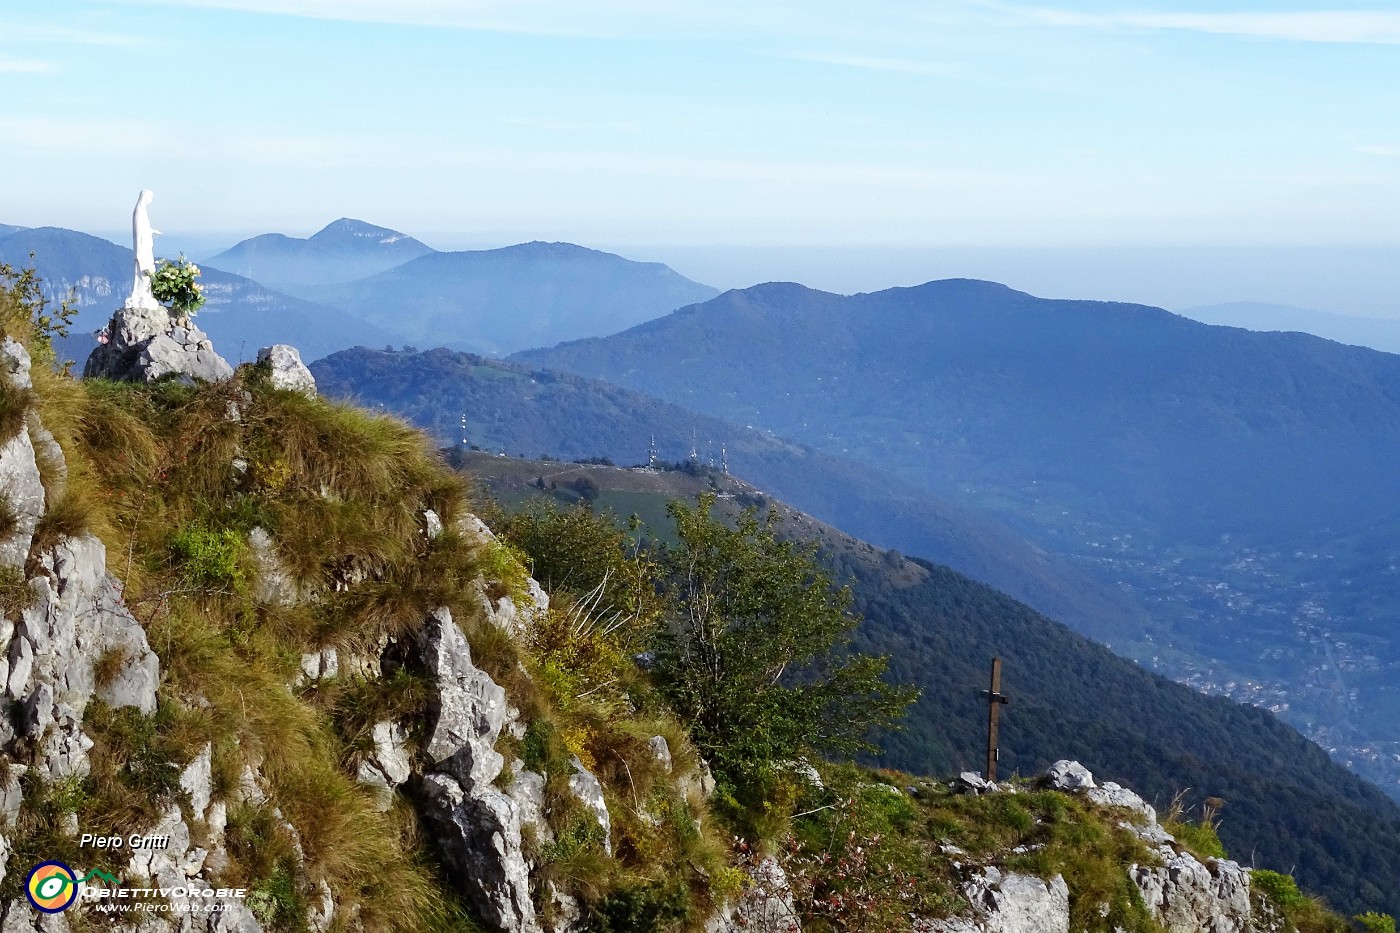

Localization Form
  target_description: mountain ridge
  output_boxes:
[1179,300,1400,356]
[512,276,1400,797]
[299,244,719,357]
[0,225,395,364]
[309,345,1158,648]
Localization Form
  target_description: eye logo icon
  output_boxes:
[26,861,80,913]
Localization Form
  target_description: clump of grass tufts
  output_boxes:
[0,380,34,443]
[28,488,96,558]
[1251,870,1348,933]
[0,564,34,618]
[83,701,194,831]
[1161,789,1227,861]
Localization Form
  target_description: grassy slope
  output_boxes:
[0,295,732,931]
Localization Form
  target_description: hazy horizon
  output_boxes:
[42,221,1400,320]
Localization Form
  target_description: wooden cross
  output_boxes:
[981,657,1010,782]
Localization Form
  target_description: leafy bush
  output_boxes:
[1356,913,1398,933]
[150,255,206,317]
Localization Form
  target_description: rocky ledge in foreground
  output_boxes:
[926,760,1257,933]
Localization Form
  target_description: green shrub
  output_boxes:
[1356,913,1397,933]
[0,563,34,617]
[170,523,249,592]
[591,879,691,932]
[1255,870,1311,909]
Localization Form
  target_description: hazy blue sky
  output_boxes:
[3,1,1399,311]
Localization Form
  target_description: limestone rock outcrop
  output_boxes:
[1046,761,1255,933]
[708,856,800,933]
[0,352,256,931]
[256,344,316,396]
[416,606,541,933]
[1132,852,1253,933]
[916,868,1070,933]
[84,304,232,384]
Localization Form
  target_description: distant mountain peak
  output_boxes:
[207,218,435,289]
[310,218,418,246]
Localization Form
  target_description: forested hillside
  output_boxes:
[311,346,1156,648]
[465,452,1400,917]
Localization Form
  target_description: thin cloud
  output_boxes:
[1019,7,1400,45]
[91,0,788,39]
[0,18,153,47]
[0,56,57,73]
[1358,144,1400,157]
[786,51,958,78]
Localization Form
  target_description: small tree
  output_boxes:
[0,261,75,368]
[656,494,916,785]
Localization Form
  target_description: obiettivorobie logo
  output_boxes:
[25,861,122,913]
[24,859,248,917]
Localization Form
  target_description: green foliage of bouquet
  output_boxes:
[151,255,206,317]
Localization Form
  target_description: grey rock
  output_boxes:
[299,648,339,682]
[0,425,44,569]
[371,720,412,786]
[917,867,1070,933]
[788,759,824,789]
[567,757,613,856]
[472,579,549,638]
[1131,853,1252,933]
[546,883,586,933]
[236,764,269,806]
[86,305,233,384]
[421,773,540,933]
[457,512,499,546]
[648,735,673,774]
[1043,760,1096,791]
[0,765,25,828]
[1086,780,1156,822]
[953,771,992,795]
[424,508,443,540]
[355,720,409,808]
[248,527,305,607]
[420,606,507,789]
[505,761,553,846]
[9,534,159,781]
[257,344,316,396]
[1,337,32,390]
[27,421,66,499]
[307,879,335,933]
[709,856,800,933]
[356,760,394,811]
[0,901,70,931]
[181,744,214,819]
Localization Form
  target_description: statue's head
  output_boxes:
[138,189,154,206]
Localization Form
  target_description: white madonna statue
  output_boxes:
[125,189,163,311]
